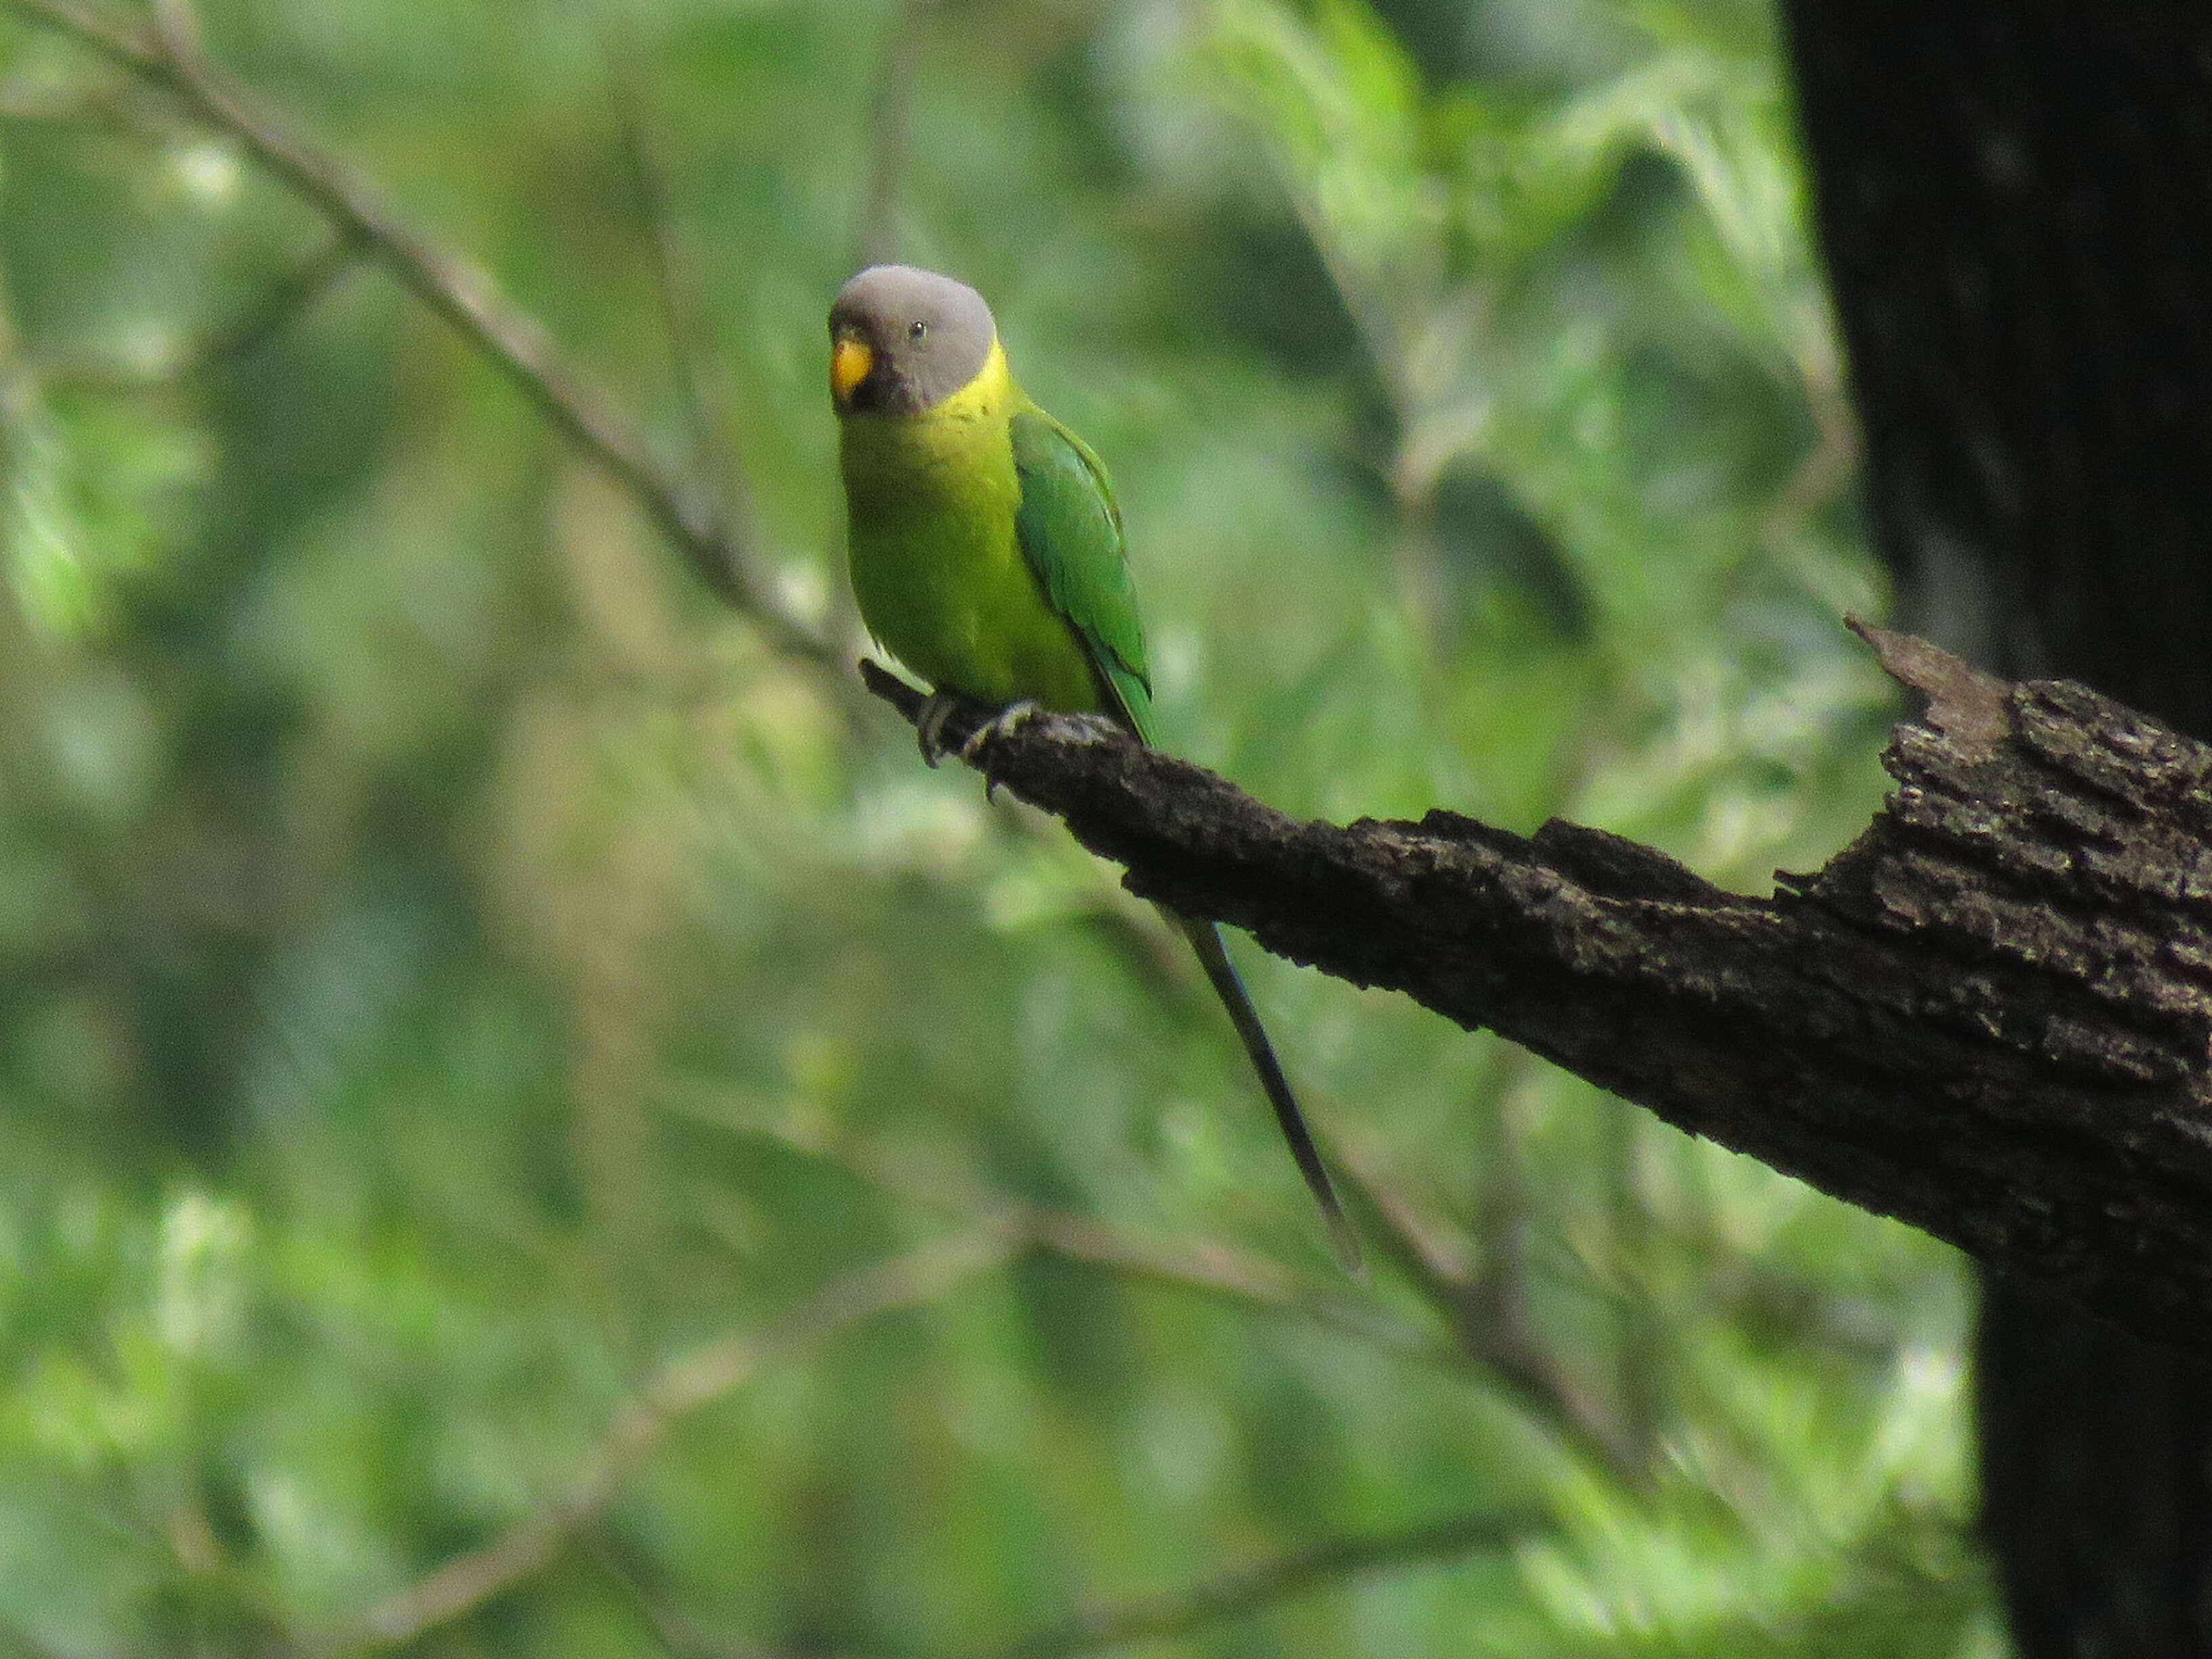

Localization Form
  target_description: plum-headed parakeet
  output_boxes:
[829,264,1357,1269]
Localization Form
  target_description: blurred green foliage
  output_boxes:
[0,0,1994,1654]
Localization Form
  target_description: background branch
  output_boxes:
[344,1204,1580,1654]
[851,0,932,272]
[3,0,836,665]
[1326,1142,1634,1474]
[41,228,363,390]
[990,1509,1541,1659]
[602,29,746,556]
[353,1222,1022,1648]
[751,1113,1636,1478]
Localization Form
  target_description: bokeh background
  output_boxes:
[0,0,1993,1652]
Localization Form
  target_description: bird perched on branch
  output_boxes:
[829,263,1357,1271]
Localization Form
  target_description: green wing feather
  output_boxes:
[1010,407,1155,744]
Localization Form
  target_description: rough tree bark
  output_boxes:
[1783,4,2212,1654]
[863,631,2212,1347]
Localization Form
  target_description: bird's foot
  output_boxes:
[960,700,1042,765]
[963,701,1042,802]
[915,692,964,767]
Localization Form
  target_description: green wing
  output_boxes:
[1010,407,1155,745]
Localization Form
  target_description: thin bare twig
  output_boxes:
[1763,377,1861,548]
[1330,1142,1634,1479]
[876,1126,1635,1481]
[3,0,836,667]
[43,228,364,390]
[585,1479,1538,1659]
[729,1111,1471,1379]
[350,1221,1022,1649]
[588,1540,864,1659]
[1033,1202,1628,1483]
[739,1099,1428,1365]
[146,0,200,61]
[991,1509,1541,1659]
[602,28,747,550]
[851,0,933,272]
[1019,1206,1454,1372]
[1329,1136,1475,1317]
[676,1101,1582,1432]
[0,1622,98,1659]
[0,77,157,133]
[350,1204,1509,1653]
[589,1534,915,1659]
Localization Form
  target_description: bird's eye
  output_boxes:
[908,320,928,342]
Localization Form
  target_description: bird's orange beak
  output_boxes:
[831,336,874,405]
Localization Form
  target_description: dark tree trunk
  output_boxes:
[1782,3,2212,1654]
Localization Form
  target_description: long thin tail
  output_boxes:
[1171,912,1362,1275]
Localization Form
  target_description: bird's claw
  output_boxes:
[963,701,1041,802]
[916,693,962,768]
[915,696,1042,793]
[960,700,1041,764]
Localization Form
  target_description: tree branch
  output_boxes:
[1326,1138,1635,1473]
[989,1509,1541,1659]
[1017,1206,1458,1377]
[42,228,364,390]
[3,0,836,667]
[342,1207,1564,1654]
[602,31,745,553]
[851,0,931,272]
[860,624,2212,1345]
[352,1221,1022,1648]
[753,1115,1635,1478]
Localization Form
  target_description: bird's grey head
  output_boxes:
[829,265,998,417]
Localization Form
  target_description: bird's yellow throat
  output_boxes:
[933,337,1012,421]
